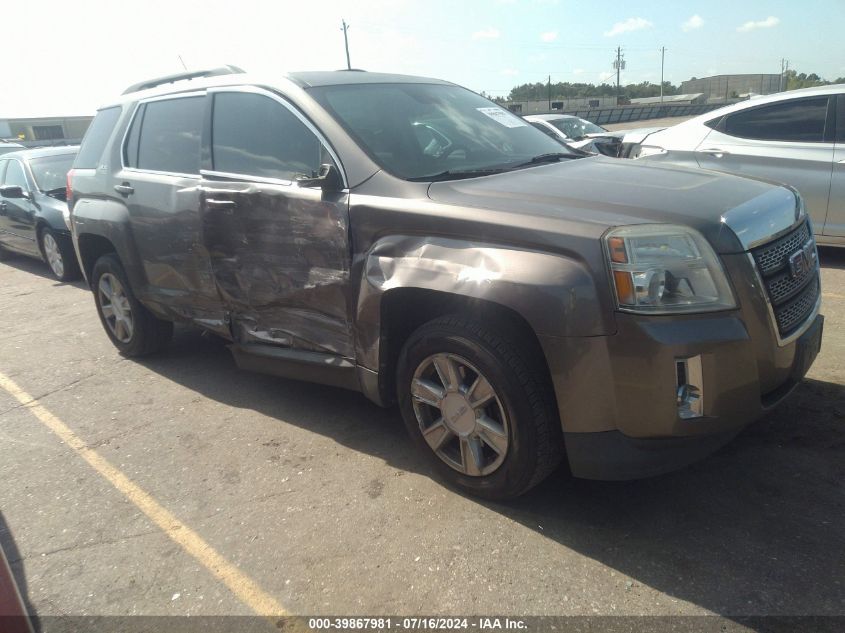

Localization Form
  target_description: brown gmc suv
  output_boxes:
[68,67,823,498]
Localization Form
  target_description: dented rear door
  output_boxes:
[199,87,353,357]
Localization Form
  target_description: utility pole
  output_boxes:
[612,47,625,103]
[341,19,352,70]
[659,47,666,103]
[780,58,790,91]
[548,75,551,111]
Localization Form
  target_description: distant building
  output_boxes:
[681,74,781,101]
[0,116,93,146]
[630,93,706,105]
[504,96,619,114]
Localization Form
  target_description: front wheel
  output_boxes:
[397,314,563,499]
[91,253,173,356]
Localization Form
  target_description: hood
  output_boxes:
[427,155,790,254]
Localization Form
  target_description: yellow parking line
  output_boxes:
[0,371,287,617]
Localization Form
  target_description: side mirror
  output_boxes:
[0,185,27,199]
[296,164,344,192]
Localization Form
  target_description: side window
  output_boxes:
[211,92,325,181]
[4,160,29,190]
[723,97,830,142]
[136,97,204,174]
[75,106,121,169]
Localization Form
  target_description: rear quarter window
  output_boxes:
[75,106,122,168]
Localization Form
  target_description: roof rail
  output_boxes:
[122,65,246,95]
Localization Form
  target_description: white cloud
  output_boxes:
[737,16,780,32]
[472,27,501,40]
[604,17,653,38]
[682,14,704,32]
[573,68,585,75]
[540,31,558,42]
[500,68,519,76]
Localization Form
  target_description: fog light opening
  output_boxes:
[676,356,704,419]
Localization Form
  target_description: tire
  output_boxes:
[91,253,173,357]
[39,226,81,282]
[397,314,564,500]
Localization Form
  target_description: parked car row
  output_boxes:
[48,67,822,499]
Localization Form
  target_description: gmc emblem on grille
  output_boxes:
[789,239,817,279]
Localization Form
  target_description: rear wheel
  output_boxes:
[39,226,81,282]
[397,314,563,499]
[92,253,173,356]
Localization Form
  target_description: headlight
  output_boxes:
[605,225,736,314]
[633,145,667,159]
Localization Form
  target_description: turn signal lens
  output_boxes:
[608,236,628,263]
[613,270,635,305]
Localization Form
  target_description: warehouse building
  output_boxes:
[680,74,781,101]
[0,115,93,146]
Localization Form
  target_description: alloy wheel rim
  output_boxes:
[43,233,64,278]
[98,273,134,343]
[411,353,509,477]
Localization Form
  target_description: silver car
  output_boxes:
[524,114,622,156]
[631,84,844,247]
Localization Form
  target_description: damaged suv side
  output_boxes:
[69,68,823,499]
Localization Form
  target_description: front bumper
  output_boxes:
[542,301,823,480]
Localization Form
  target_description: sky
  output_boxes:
[4,0,845,117]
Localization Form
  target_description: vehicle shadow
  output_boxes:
[0,511,39,631]
[819,246,845,270]
[0,253,87,289]
[138,328,845,620]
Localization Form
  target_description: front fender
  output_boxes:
[355,235,611,370]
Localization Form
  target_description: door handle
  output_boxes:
[698,148,730,158]
[114,183,134,196]
[205,199,237,208]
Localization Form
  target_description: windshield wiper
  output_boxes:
[514,152,577,168]
[409,168,509,182]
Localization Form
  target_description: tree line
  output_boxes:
[501,70,845,102]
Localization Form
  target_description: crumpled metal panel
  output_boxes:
[200,181,353,357]
[355,234,603,370]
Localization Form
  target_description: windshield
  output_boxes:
[29,153,76,191]
[310,83,576,180]
[548,117,606,140]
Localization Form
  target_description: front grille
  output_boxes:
[775,278,820,334]
[749,219,819,338]
[752,220,811,275]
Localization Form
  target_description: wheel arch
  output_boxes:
[373,287,556,411]
[76,232,119,285]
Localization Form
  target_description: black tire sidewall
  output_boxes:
[92,254,149,356]
[40,226,80,282]
[397,321,546,499]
